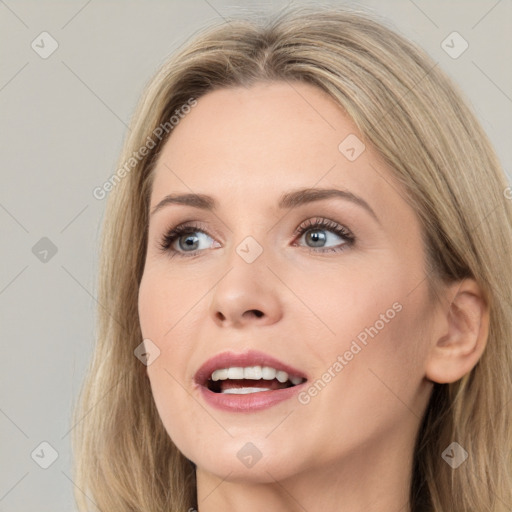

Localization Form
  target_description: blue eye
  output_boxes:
[158,223,216,257]
[158,217,355,258]
[293,217,355,253]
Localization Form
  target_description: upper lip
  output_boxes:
[194,349,308,386]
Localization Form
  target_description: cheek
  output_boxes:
[138,269,200,385]
[300,255,430,393]
[292,287,431,466]
[138,265,200,342]
[293,258,413,345]
[138,271,187,402]
[138,269,172,338]
[138,271,203,454]
[311,275,431,423]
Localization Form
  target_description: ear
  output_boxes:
[425,278,490,384]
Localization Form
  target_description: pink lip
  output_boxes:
[194,349,308,413]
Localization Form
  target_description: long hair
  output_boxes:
[72,4,512,511]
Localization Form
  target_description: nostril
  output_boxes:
[215,309,264,322]
[243,309,263,318]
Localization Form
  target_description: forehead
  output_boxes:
[150,81,406,220]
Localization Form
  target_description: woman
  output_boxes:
[72,4,512,511]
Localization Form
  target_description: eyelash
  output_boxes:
[157,217,355,258]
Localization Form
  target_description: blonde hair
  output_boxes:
[72,4,512,511]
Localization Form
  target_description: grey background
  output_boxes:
[1,1,510,510]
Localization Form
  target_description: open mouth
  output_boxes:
[206,366,306,395]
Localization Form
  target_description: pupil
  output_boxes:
[181,234,198,250]
[308,229,325,247]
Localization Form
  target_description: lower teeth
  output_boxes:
[221,387,270,395]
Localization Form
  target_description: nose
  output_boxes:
[208,253,283,329]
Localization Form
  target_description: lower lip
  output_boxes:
[198,383,306,412]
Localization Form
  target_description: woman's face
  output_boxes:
[138,81,436,483]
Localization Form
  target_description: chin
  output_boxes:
[184,435,304,483]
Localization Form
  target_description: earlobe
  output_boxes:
[425,278,490,384]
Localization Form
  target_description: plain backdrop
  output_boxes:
[1,1,511,510]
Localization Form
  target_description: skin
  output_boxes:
[138,81,489,511]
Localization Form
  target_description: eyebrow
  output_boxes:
[150,187,380,224]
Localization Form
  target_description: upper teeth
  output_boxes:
[210,366,303,385]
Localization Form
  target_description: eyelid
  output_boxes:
[292,216,354,239]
